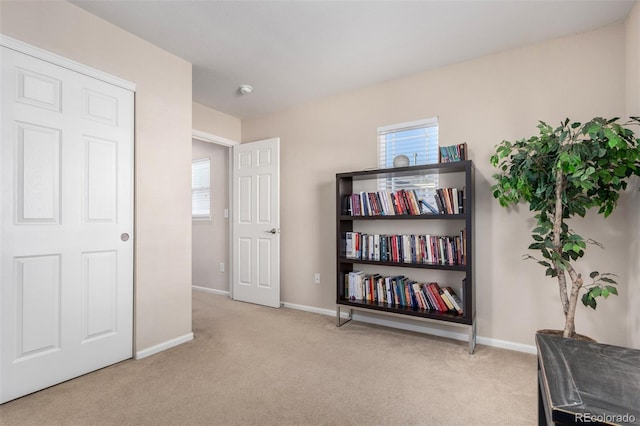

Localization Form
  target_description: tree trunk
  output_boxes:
[563,263,583,338]
[556,269,569,317]
[553,167,570,327]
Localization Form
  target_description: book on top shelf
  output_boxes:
[439,142,467,163]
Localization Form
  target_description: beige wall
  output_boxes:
[243,23,630,347]
[2,0,634,351]
[192,140,230,292]
[0,0,193,353]
[626,2,640,349]
[193,102,241,142]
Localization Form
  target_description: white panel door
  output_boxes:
[0,46,134,403]
[232,138,280,308]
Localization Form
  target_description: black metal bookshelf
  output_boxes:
[335,160,476,353]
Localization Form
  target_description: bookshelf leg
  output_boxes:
[336,306,353,327]
[468,321,477,354]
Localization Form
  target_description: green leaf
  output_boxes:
[589,271,599,279]
[533,226,549,234]
[581,293,589,306]
[606,286,618,296]
[614,166,627,177]
[582,293,598,310]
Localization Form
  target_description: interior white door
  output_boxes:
[232,138,280,308]
[0,46,134,403]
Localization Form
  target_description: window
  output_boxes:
[378,117,439,168]
[192,158,210,219]
[377,117,439,208]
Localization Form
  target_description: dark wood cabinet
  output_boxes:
[335,161,476,353]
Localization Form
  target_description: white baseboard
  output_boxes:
[476,336,536,354]
[192,285,230,297]
[134,332,194,360]
[282,302,337,317]
[282,301,536,354]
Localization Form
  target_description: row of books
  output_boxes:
[344,189,427,216]
[344,231,466,266]
[439,142,467,163]
[435,187,464,215]
[344,271,464,315]
[343,188,463,216]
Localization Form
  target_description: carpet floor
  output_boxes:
[0,290,537,425]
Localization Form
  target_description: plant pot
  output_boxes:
[537,329,596,343]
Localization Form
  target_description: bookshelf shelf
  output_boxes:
[335,160,476,353]
[337,257,467,271]
[338,214,465,220]
[338,299,472,325]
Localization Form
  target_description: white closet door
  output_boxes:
[0,46,134,403]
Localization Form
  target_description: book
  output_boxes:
[345,232,354,258]
[438,287,456,313]
[439,142,467,163]
[428,282,449,312]
[408,190,421,215]
[444,286,464,314]
[442,188,453,214]
[403,278,412,307]
[412,283,425,309]
[434,190,446,214]
[385,277,394,303]
[425,283,443,312]
[344,273,349,299]
[443,287,463,315]
[452,188,459,214]
[419,283,436,310]
[419,198,439,214]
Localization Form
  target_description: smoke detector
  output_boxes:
[239,84,253,95]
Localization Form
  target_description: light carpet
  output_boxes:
[0,290,537,425]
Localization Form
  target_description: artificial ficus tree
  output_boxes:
[490,117,640,338]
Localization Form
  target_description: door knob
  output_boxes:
[121,233,130,241]
[265,228,278,234]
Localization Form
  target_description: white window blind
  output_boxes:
[192,157,210,219]
[378,117,439,168]
[377,117,439,207]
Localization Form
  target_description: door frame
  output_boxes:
[192,129,238,299]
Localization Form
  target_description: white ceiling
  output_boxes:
[71,0,636,120]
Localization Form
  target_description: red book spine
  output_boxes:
[428,283,449,312]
